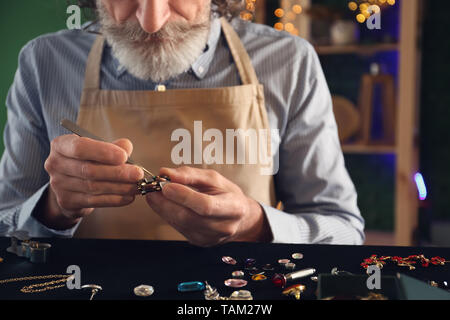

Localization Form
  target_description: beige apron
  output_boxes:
[74,18,277,240]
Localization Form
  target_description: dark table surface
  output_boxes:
[1,237,449,300]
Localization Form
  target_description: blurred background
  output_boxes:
[0,0,449,247]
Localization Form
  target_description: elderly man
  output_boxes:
[0,0,365,246]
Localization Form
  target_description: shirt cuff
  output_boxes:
[16,183,79,238]
[260,202,308,244]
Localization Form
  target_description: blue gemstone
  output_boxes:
[177,281,206,292]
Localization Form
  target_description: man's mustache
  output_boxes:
[101,19,210,43]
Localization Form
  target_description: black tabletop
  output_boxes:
[1,237,450,301]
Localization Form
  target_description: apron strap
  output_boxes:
[220,17,259,85]
[83,35,106,90]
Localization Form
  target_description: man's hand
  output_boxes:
[36,134,144,230]
[146,166,273,247]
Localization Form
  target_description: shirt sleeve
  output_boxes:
[263,41,365,245]
[0,40,78,238]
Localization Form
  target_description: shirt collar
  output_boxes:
[190,17,221,80]
[108,17,222,80]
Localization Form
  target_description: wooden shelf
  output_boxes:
[342,143,397,155]
[315,43,399,56]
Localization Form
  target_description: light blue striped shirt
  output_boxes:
[0,17,365,244]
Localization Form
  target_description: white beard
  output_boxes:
[96,1,211,83]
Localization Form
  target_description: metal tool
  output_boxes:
[60,119,155,178]
[60,119,171,194]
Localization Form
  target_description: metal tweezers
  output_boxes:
[60,119,155,178]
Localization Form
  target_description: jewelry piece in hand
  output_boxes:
[137,175,171,195]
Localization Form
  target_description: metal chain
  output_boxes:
[0,274,71,293]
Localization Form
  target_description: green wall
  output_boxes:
[0,0,73,151]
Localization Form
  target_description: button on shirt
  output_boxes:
[0,17,365,244]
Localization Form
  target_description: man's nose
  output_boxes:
[135,0,170,33]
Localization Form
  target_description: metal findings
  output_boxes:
[204,281,221,300]
[229,290,253,300]
[137,175,171,195]
[81,284,103,300]
[29,243,52,264]
[331,267,354,276]
[285,262,296,270]
[204,282,253,300]
[6,233,51,264]
[282,284,306,300]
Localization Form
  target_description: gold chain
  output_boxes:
[0,275,72,293]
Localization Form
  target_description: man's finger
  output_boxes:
[46,155,144,182]
[159,166,227,189]
[161,182,239,218]
[52,134,128,165]
[113,138,133,157]
[146,191,195,226]
[50,174,139,196]
[146,192,237,246]
[56,192,135,211]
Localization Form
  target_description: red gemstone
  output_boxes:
[271,273,287,288]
